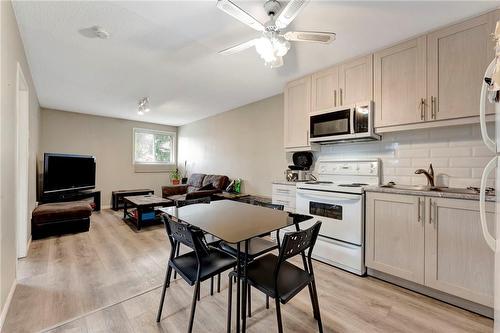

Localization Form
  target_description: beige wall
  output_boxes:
[0,0,41,320]
[178,94,287,197]
[40,109,177,207]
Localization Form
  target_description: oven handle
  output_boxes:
[350,107,355,134]
[296,188,361,201]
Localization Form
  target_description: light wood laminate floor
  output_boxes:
[3,209,493,332]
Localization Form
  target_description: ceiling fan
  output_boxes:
[217,0,336,68]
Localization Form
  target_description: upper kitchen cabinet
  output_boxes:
[284,76,315,151]
[311,66,340,112]
[427,10,500,120]
[311,55,373,113]
[374,36,427,128]
[339,55,373,106]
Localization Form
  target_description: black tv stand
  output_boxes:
[41,190,101,211]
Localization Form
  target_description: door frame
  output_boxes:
[16,63,30,259]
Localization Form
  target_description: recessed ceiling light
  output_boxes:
[92,26,110,39]
[138,97,150,115]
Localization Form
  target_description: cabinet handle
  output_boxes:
[420,98,425,120]
[417,198,421,223]
[431,96,437,119]
[433,201,437,226]
[339,88,343,106]
[334,90,337,106]
[428,199,432,224]
[306,130,309,145]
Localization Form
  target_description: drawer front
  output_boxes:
[272,184,296,197]
[272,195,296,208]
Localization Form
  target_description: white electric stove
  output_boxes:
[294,159,380,275]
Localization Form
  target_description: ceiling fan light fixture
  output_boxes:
[255,34,290,67]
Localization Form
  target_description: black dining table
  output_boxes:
[160,199,313,333]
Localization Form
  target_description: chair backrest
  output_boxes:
[162,214,210,257]
[253,200,284,211]
[278,222,322,263]
[176,196,211,208]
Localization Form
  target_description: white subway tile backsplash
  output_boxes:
[436,168,471,178]
[384,158,412,167]
[449,157,492,168]
[318,123,493,189]
[472,146,495,157]
[397,148,429,158]
[430,147,471,157]
[411,158,448,168]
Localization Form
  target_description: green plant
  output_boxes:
[169,168,181,180]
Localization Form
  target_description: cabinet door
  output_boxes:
[425,198,495,307]
[284,76,311,149]
[339,54,373,106]
[374,37,427,127]
[311,66,339,112]
[366,193,425,284]
[427,11,499,120]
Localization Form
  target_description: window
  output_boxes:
[133,128,175,166]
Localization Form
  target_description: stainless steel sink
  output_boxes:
[381,184,435,191]
[381,184,486,195]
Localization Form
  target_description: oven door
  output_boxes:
[309,107,353,141]
[295,188,363,245]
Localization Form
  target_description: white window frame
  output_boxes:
[133,128,176,172]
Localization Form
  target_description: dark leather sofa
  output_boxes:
[162,173,229,203]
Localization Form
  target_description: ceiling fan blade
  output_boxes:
[275,0,310,29]
[217,0,265,32]
[284,31,336,44]
[219,39,257,55]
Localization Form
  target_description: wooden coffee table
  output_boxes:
[123,195,173,230]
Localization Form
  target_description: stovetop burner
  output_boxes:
[338,183,369,187]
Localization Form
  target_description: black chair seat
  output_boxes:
[220,238,278,260]
[246,254,312,303]
[171,248,236,286]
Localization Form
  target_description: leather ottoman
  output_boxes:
[32,201,92,239]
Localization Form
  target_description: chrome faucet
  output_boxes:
[415,163,435,187]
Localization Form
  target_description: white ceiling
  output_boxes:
[13,1,499,126]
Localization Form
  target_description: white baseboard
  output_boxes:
[0,280,17,330]
[100,205,111,210]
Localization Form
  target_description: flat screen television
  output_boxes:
[43,153,96,194]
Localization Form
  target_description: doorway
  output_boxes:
[16,63,29,258]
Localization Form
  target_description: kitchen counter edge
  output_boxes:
[364,186,496,202]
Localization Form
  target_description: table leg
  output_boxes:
[137,207,142,230]
[236,242,241,333]
[242,240,248,332]
[123,201,127,219]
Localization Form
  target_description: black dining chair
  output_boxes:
[227,221,323,333]
[156,214,237,332]
[173,197,222,295]
[220,201,284,315]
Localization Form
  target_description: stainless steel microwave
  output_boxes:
[309,101,380,143]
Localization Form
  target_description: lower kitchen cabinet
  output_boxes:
[365,193,425,284]
[271,183,296,213]
[425,197,495,307]
[366,192,495,307]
